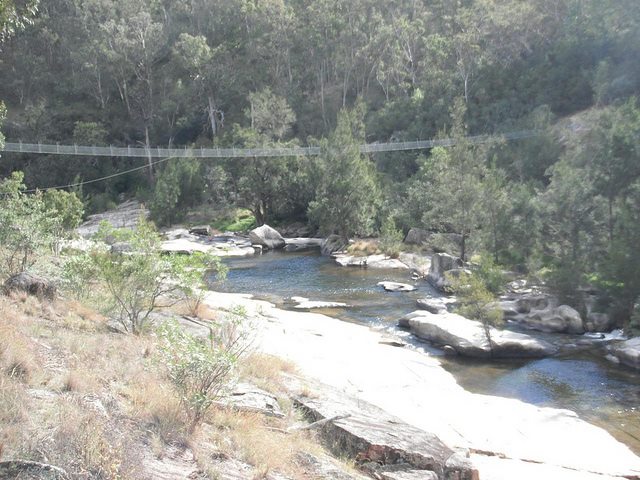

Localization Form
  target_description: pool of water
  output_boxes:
[214,250,640,453]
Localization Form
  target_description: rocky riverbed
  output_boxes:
[202,289,640,480]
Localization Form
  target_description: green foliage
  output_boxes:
[42,189,84,231]
[0,172,62,277]
[0,101,5,150]
[308,105,380,240]
[156,314,247,429]
[150,159,204,226]
[472,255,507,296]
[211,209,257,233]
[64,220,220,334]
[171,253,228,317]
[446,270,504,347]
[593,203,640,327]
[418,99,493,260]
[378,217,403,258]
[0,0,38,41]
[2,0,640,324]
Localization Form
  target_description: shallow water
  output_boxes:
[215,250,640,453]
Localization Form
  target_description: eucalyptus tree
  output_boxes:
[308,103,380,240]
[419,99,492,261]
[230,88,300,226]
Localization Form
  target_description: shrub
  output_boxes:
[473,254,507,295]
[42,189,84,231]
[64,221,222,334]
[446,270,503,350]
[0,172,62,277]
[171,253,227,317]
[156,314,248,430]
[379,216,404,258]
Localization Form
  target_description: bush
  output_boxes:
[42,189,84,231]
[156,313,248,429]
[446,270,503,349]
[379,217,404,258]
[0,172,63,277]
[171,252,228,317]
[473,254,507,295]
[64,221,223,334]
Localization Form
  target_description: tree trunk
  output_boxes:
[145,126,154,184]
[208,95,217,138]
[460,232,467,262]
[253,204,265,226]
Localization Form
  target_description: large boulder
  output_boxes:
[427,253,462,291]
[398,310,556,359]
[321,234,346,256]
[403,228,430,245]
[425,233,463,255]
[500,294,585,334]
[249,224,286,250]
[416,297,451,314]
[3,272,56,300]
[607,337,640,370]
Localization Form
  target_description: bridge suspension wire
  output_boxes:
[19,156,176,193]
[1,130,538,159]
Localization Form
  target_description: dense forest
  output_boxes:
[1,0,640,327]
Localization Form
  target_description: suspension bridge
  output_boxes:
[1,130,537,159]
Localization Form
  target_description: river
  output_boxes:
[214,250,640,453]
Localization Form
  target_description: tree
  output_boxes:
[230,88,300,226]
[421,99,491,261]
[0,0,38,42]
[0,172,62,277]
[150,159,204,226]
[308,104,380,240]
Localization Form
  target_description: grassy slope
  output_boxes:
[0,292,356,479]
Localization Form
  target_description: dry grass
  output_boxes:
[0,298,41,384]
[203,409,322,479]
[40,399,140,479]
[347,239,381,256]
[0,290,359,479]
[239,353,297,394]
[125,376,190,445]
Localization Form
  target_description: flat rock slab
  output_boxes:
[294,383,478,480]
[290,296,349,309]
[399,311,556,359]
[379,470,438,480]
[284,238,324,252]
[204,290,640,480]
[221,383,284,418]
[608,337,640,370]
[335,254,409,269]
[470,454,634,480]
[160,238,255,257]
[378,281,416,292]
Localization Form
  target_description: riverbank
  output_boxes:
[202,289,640,480]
